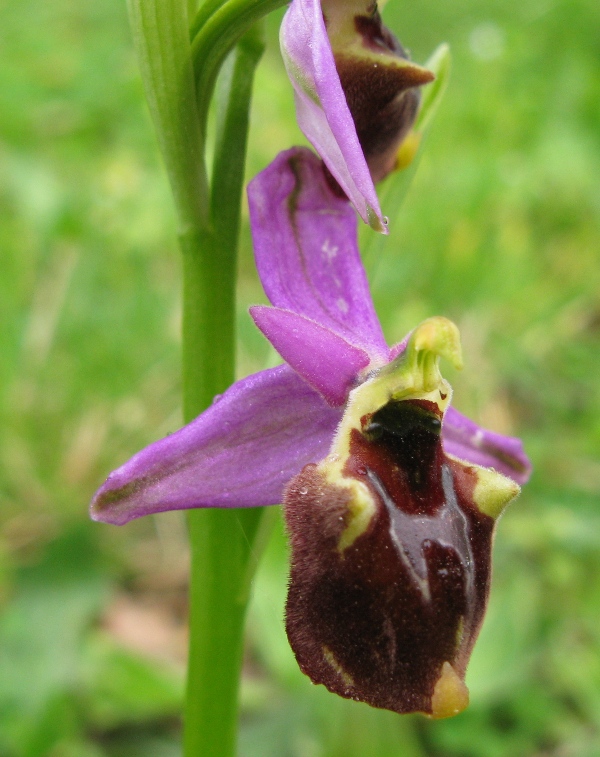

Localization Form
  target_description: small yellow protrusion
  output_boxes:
[430,662,469,719]
[473,467,520,519]
[395,131,422,171]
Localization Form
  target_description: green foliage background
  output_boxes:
[1,0,599,754]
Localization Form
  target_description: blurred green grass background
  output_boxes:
[1,0,599,755]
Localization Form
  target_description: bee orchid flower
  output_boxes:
[280,0,435,231]
[90,147,530,717]
[91,146,528,527]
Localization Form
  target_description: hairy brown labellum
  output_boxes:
[284,374,519,717]
[283,318,519,717]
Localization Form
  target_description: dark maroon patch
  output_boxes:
[284,400,494,715]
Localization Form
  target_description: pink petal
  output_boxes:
[251,306,371,406]
[90,365,342,525]
[248,147,388,360]
[443,407,532,485]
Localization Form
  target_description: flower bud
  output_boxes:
[281,0,436,229]
[324,1,434,181]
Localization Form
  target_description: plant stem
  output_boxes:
[185,507,265,757]
[127,0,209,231]
[129,0,273,751]
[182,26,266,757]
[191,0,288,140]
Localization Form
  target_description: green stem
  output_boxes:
[190,0,229,40]
[127,0,209,232]
[191,0,288,141]
[129,0,276,752]
[185,508,266,757]
[182,26,267,757]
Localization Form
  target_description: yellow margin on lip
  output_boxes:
[472,465,521,519]
[334,477,377,554]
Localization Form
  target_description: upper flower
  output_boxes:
[280,0,434,231]
[90,146,530,526]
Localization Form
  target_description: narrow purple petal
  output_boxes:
[248,147,388,360]
[280,0,385,231]
[90,365,342,525]
[250,306,371,407]
[443,407,532,485]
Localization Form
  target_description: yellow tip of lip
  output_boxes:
[395,131,422,171]
[429,662,470,719]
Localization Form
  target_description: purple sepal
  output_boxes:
[443,407,532,485]
[250,306,370,407]
[90,365,341,525]
[280,0,385,231]
[248,147,388,359]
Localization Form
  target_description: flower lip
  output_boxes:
[283,316,522,717]
[334,54,434,183]
[283,323,519,716]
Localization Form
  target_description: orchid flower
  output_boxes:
[281,0,435,232]
[91,146,530,717]
[90,146,529,527]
